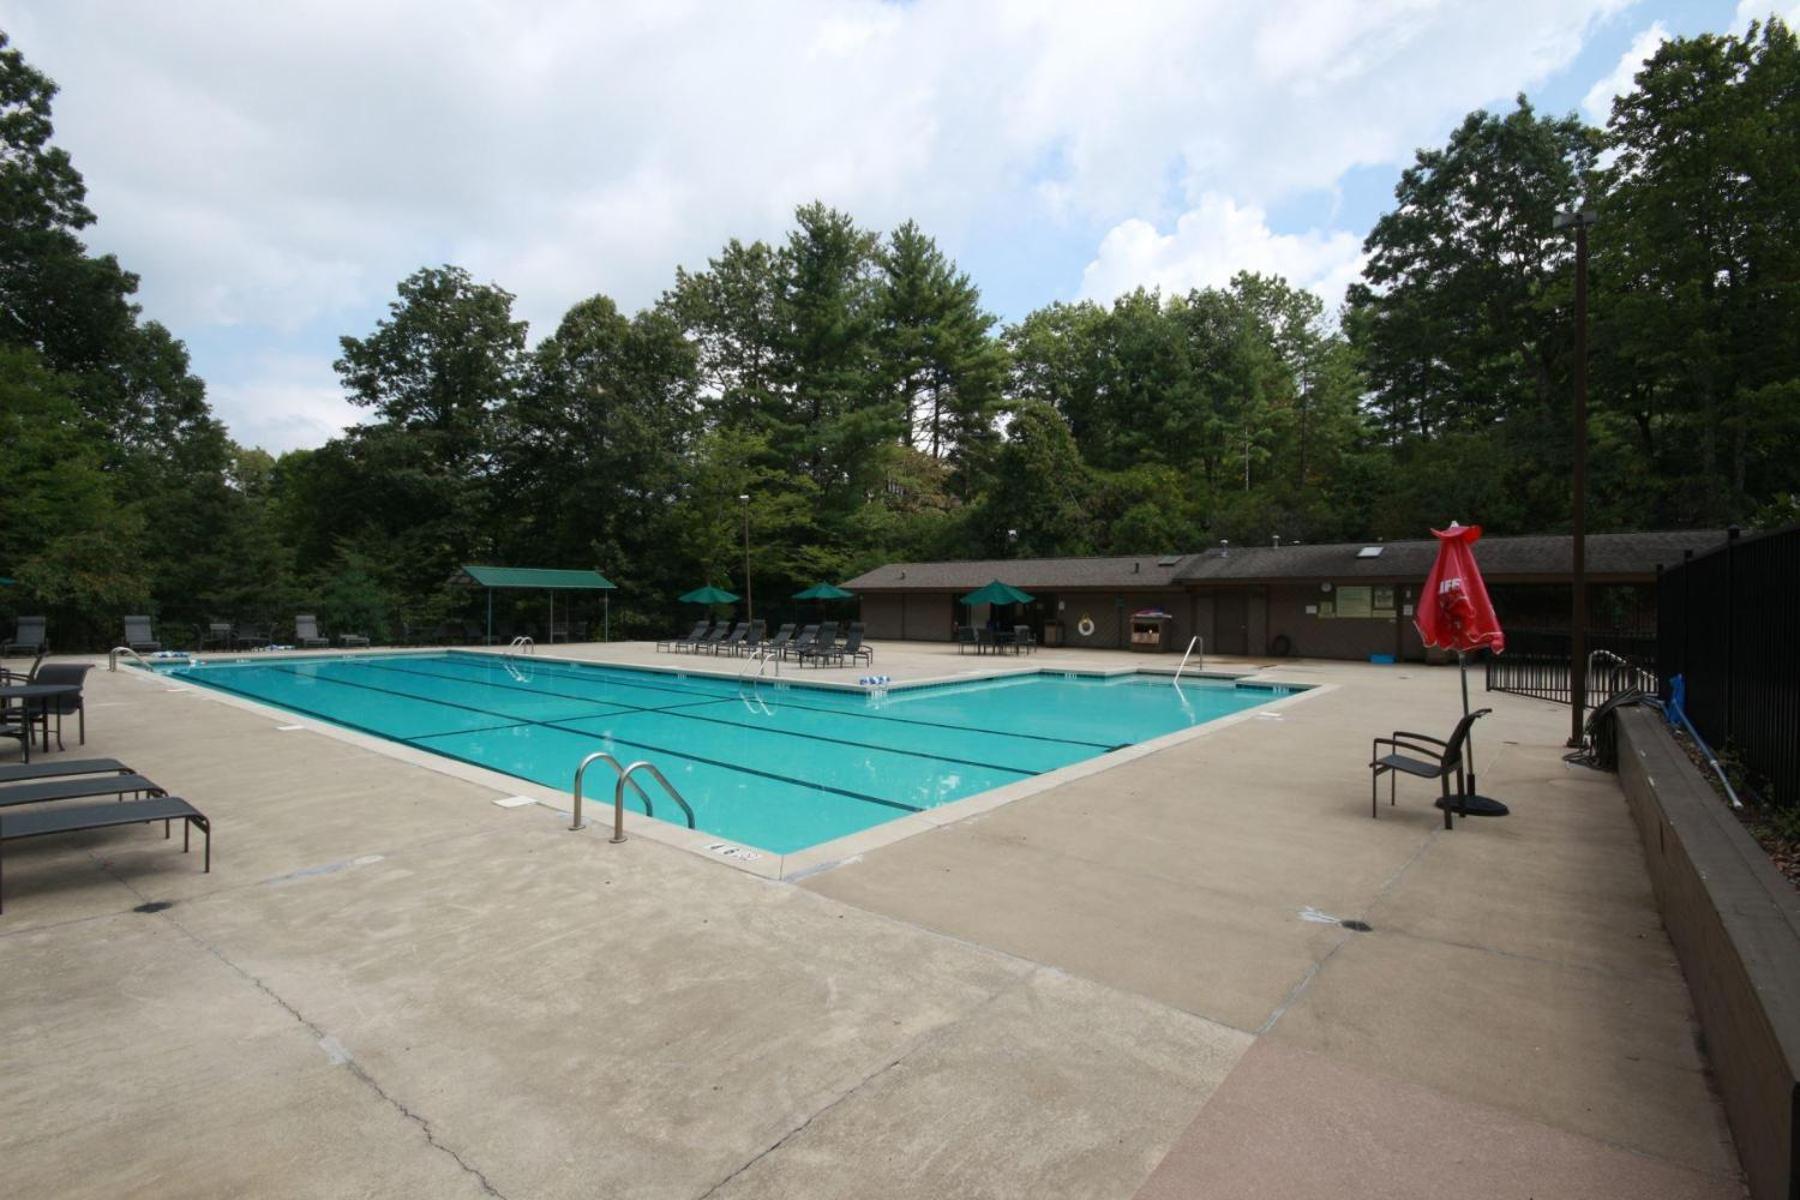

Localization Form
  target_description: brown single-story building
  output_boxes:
[843,530,1726,661]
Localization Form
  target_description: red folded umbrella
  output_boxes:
[1416,522,1505,655]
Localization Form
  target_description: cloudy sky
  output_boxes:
[2,0,1779,451]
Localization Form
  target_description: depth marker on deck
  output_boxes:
[493,795,539,809]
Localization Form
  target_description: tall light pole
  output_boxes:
[739,494,752,623]
[1555,207,1596,747]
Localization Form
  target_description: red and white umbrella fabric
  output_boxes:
[1416,522,1505,655]
[1415,521,1508,817]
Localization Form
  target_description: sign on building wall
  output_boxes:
[1318,584,1398,619]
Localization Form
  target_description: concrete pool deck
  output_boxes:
[0,642,1746,1198]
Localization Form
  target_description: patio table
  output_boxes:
[0,683,80,758]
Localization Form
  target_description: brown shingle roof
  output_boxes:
[1176,530,1726,582]
[843,554,1190,591]
[843,530,1727,592]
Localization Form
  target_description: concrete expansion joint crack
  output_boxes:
[1258,830,1439,1036]
[691,971,1033,1200]
[155,909,509,1200]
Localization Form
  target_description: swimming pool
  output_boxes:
[158,652,1293,854]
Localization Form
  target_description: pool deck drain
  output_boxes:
[0,642,1747,1198]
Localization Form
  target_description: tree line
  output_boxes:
[2,19,1797,647]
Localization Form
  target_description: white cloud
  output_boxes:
[4,0,1632,446]
[1078,194,1366,310]
[1583,22,1669,123]
[1734,1,1800,33]
[208,355,362,453]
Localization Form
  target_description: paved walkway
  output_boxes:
[0,644,1745,1197]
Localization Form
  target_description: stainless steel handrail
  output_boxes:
[612,761,695,843]
[108,646,153,672]
[1173,636,1202,683]
[570,751,656,831]
[504,636,535,657]
[1587,648,1656,699]
[570,752,696,842]
[737,646,781,706]
[738,644,779,683]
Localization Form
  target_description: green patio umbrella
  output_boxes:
[679,585,740,605]
[959,580,1034,607]
[792,582,855,601]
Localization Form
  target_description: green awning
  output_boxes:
[679,586,740,604]
[960,580,1034,606]
[459,565,616,589]
[793,582,855,601]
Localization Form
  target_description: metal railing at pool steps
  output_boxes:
[571,751,695,843]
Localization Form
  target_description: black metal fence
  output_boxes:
[1658,524,1800,809]
[1483,628,1659,706]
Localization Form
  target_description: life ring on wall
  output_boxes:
[1269,634,1293,658]
[1076,614,1096,638]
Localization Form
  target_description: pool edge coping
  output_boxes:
[125,651,1331,882]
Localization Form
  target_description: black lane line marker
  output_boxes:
[355,659,733,716]
[199,664,925,816]
[373,658,1044,777]
[431,654,1119,751]
[172,671,537,746]
[259,662,628,726]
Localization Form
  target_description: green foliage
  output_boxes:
[4,19,1799,650]
[0,347,150,637]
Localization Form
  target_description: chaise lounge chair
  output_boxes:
[122,615,162,654]
[695,622,735,654]
[338,632,371,648]
[734,619,766,657]
[834,622,873,668]
[295,615,331,649]
[201,622,235,651]
[0,772,167,810]
[797,622,839,668]
[0,757,132,785]
[761,623,796,659]
[0,795,209,911]
[2,616,47,659]
[709,622,749,655]
[660,621,709,652]
[784,624,819,662]
[1369,708,1490,830]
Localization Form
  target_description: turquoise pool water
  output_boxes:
[159,652,1293,854]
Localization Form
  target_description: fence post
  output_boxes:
[1681,549,1692,685]
[1724,526,1739,745]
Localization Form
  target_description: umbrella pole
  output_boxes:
[486,589,493,646]
[1459,651,1475,810]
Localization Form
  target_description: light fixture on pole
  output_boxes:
[1554,206,1596,747]
[739,494,752,623]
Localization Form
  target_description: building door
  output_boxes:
[1214,592,1249,655]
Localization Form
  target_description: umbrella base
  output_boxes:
[1433,793,1510,818]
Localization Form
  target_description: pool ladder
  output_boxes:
[110,646,192,672]
[571,751,695,843]
[737,646,780,708]
[504,636,535,657]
